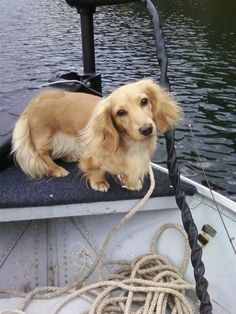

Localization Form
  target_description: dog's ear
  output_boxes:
[141,79,182,133]
[90,97,119,153]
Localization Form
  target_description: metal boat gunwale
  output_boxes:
[151,163,236,214]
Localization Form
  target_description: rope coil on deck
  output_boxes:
[0,225,197,314]
[49,224,196,314]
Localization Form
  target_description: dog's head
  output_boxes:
[87,79,182,152]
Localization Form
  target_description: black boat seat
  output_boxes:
[0,163,196,209]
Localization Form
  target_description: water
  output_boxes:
[0,0,235,200]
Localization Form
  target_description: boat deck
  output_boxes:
[0,194,235,313]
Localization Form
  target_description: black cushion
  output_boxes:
[0,162,196,209]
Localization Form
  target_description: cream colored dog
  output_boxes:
[12,79,181,192]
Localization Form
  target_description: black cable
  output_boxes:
[140,0,213,312]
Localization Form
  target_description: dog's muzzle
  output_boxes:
[139,123,153,136]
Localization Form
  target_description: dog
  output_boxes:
[12,79,181,192]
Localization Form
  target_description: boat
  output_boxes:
[0,0,235,313]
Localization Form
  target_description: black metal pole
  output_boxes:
[79,8,96,74]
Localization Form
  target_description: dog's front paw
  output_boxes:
[122,179,143,191]
[50,166,70,178]
[90,180,110,192]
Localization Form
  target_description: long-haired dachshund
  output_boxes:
[12,79,181,192]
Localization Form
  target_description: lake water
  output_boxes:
[0,0,235,200]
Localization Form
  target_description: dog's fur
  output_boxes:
[12,79,181,192]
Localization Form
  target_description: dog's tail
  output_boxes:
[12,114,48,178]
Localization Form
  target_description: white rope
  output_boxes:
[0,165,198,313]
[49,224,195,314]
[39,80,103,97]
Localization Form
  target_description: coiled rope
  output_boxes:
[49,224,195,314]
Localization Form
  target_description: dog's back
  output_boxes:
[12,90,101,178]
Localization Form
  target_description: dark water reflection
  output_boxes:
[0,0,235,200]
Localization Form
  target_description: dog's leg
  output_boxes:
[79,157,110,192]
[32,133,69,178]
[88,170,110,192]
[122,174,143,191]
[42,153,70,177]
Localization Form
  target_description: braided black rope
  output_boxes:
[140,0,213,312]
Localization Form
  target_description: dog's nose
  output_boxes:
[139,124,153,136]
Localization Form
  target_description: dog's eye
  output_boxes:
[140,98,148,106]
[140,98,149,106]
[116,109,127,116]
